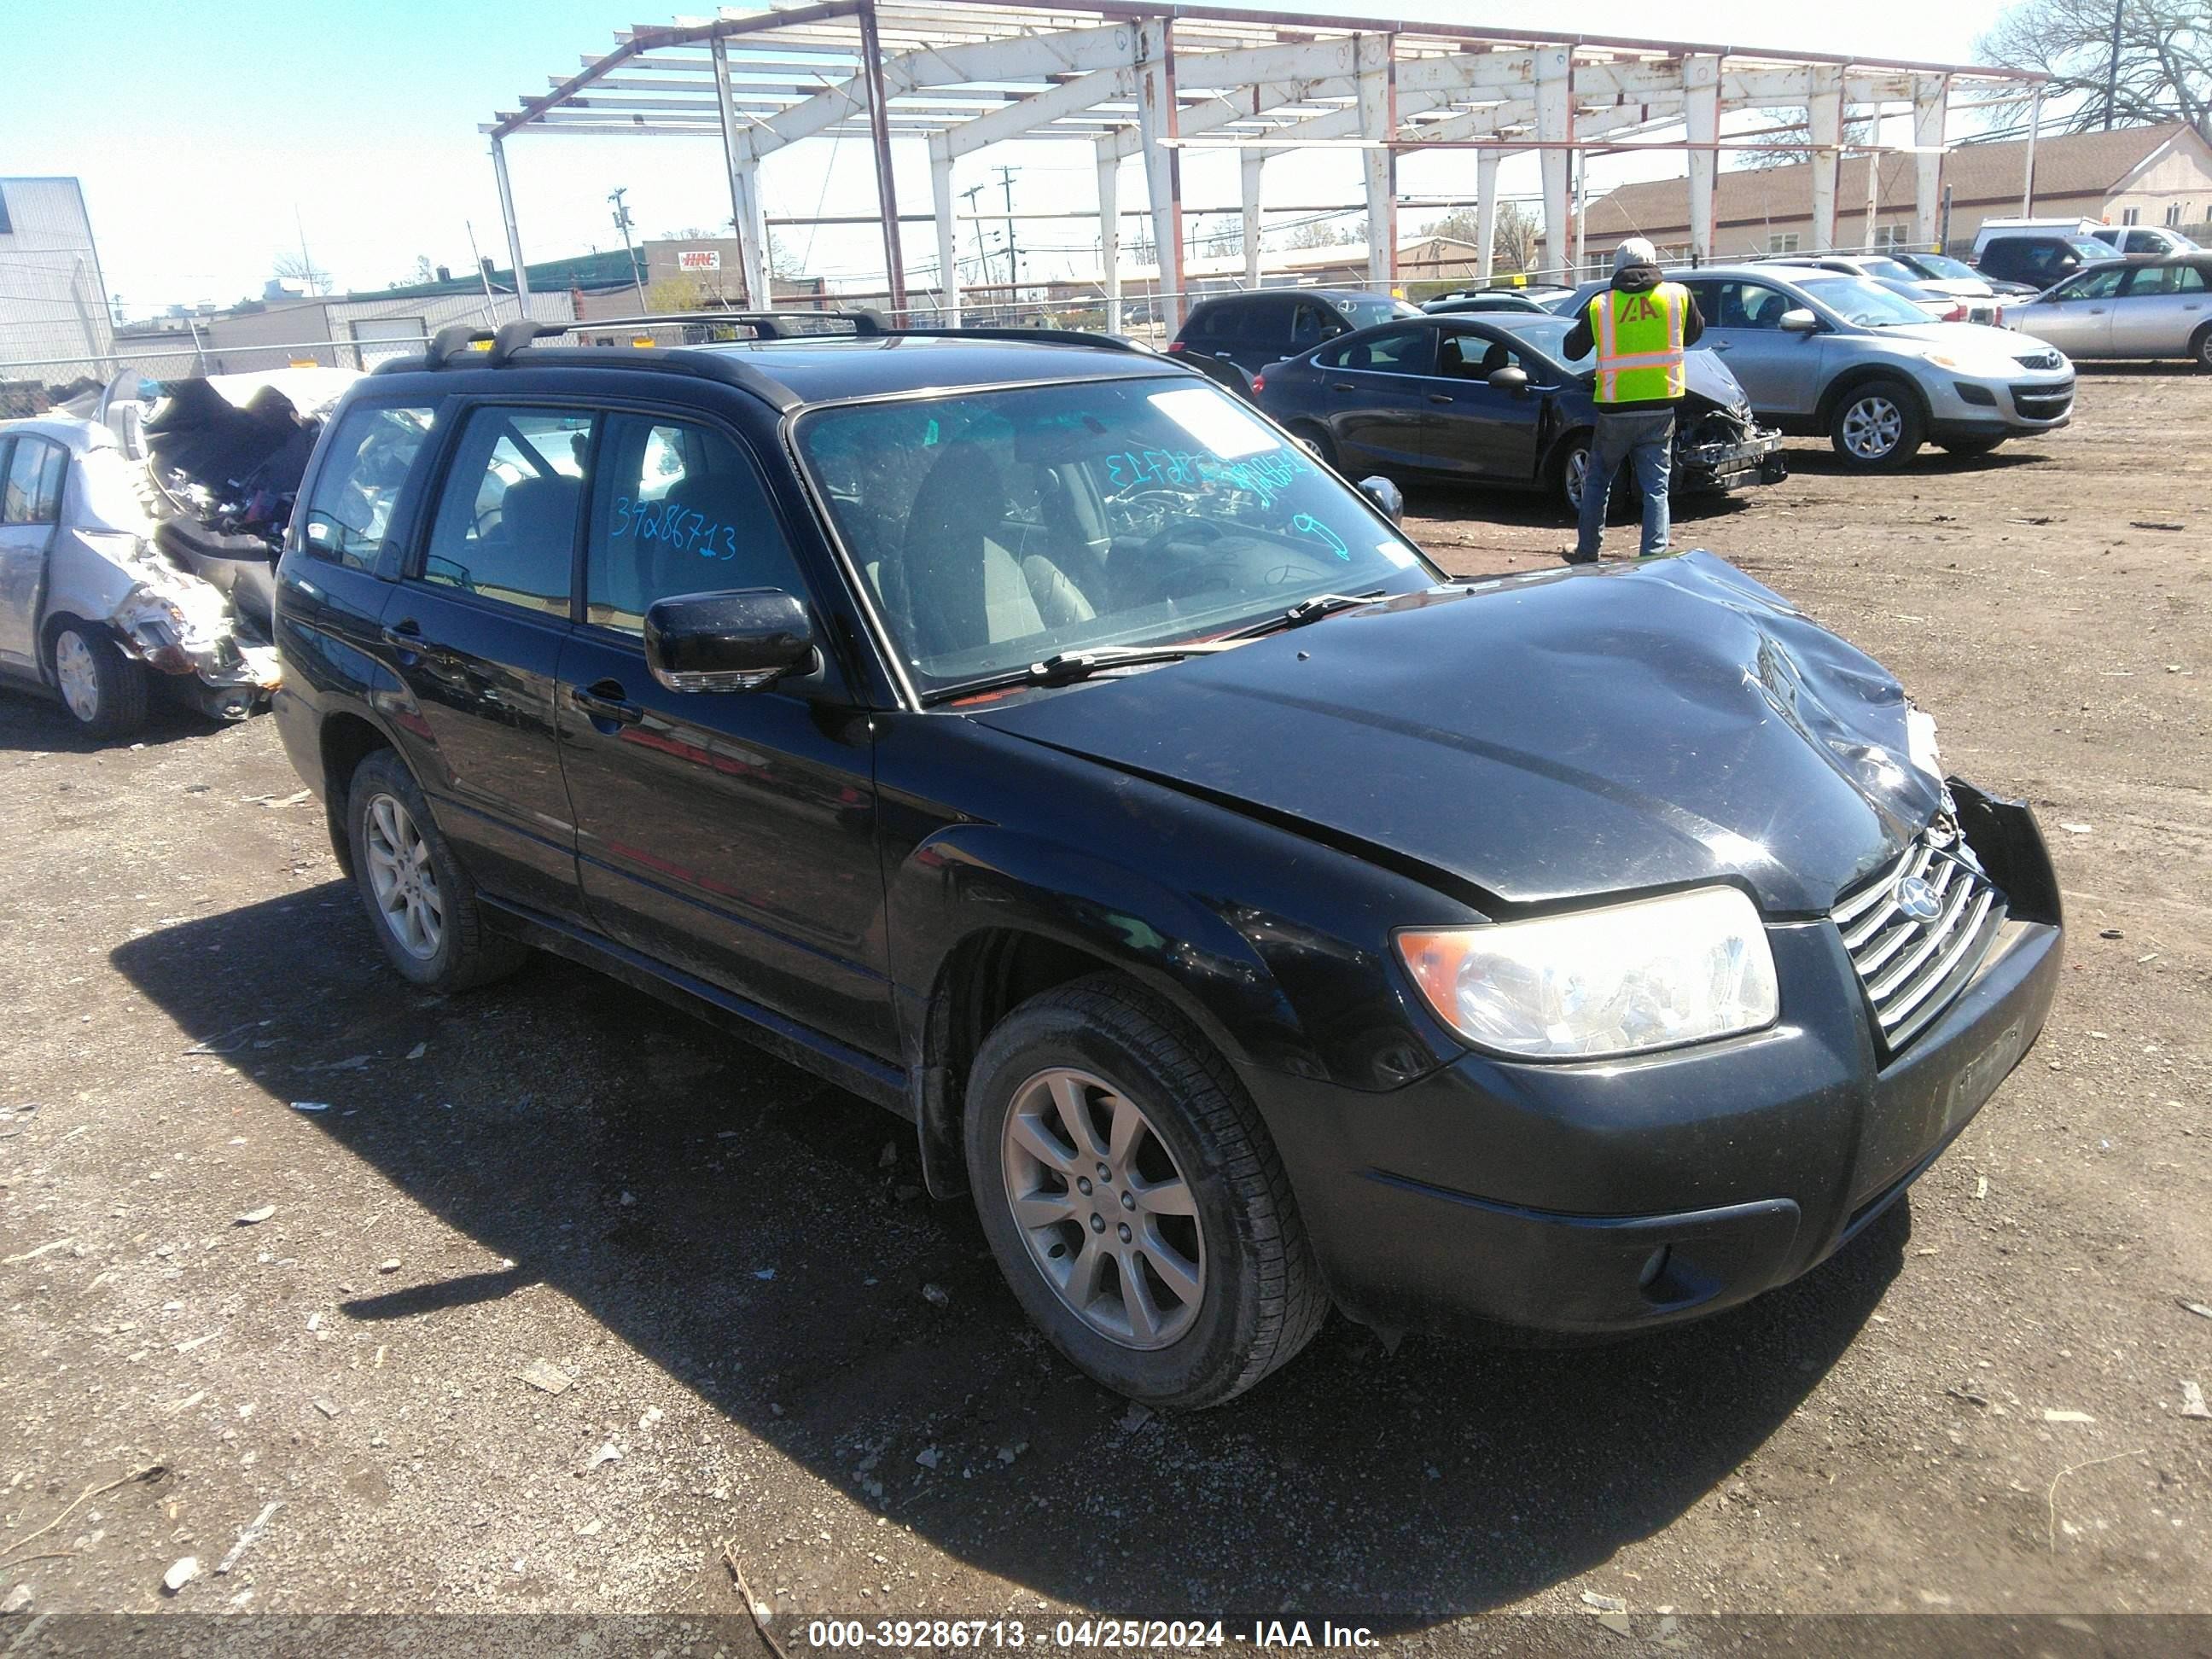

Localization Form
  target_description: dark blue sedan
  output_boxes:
[1254,312,1786,517]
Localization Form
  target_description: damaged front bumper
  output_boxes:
[1679,425,1789,494]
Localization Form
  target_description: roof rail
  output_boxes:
[888,326,1156,357]
[561,308,887,339]
[422,318,568,368]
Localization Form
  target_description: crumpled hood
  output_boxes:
[969,552,1943,916]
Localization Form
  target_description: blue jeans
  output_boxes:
[1575,407,1675,560]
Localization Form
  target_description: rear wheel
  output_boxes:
[1288,421,1338,474]
[1828,379,1925,469]
[48,623,148,741]
[344,748,527,992]
[964,976,1325,1409]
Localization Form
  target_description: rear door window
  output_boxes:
[2122,263,2207,295]
[2,435,65,526]
[584,415,808,633]
[300,403,437,571]
[1318,325,1436,375]
[419,406,594,619]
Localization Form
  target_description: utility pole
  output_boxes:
[994,165,1020,309]
[959,183,987,293]
[2104,0,2124,130]
[608,187,649,310]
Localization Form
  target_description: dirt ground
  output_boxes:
[1,368,2207,1648]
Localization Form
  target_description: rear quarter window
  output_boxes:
[300,403,439,573]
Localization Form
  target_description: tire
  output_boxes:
[1827,378,1925,469]
[1553,433,1639,524]
[1938,436,2005,457]
[2192,323,2212,372]
[344,748,527,992]
[964,975,1326,1409]
[1288,421,1339,474]
[48,622,148,741]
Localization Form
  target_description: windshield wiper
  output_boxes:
[1225,591,1385,640]
[1024,643,1243,685]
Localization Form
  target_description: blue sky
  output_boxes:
[0,0,2021,316]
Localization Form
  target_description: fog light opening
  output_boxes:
[1638,1245,1672,1291]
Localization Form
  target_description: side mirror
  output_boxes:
[1779,308,1820,334]
[1486,364,1530,393]
[644,588,817,693]
[1356,474,1404,524]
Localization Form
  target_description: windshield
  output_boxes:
[1492,315,1587,369]
[1797,275,1933,327]
[1339,296,1423,328]
[1905,253,1978,282]
[1853,256,1923,282]
[796,378,1437,696]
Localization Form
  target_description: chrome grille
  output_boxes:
[1831,827,2006,1053]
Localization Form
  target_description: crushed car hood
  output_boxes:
[968,552,1942,916]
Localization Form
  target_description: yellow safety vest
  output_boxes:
[1589,283,1689,404]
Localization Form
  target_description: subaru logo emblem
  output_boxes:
[1895,876,1941,922]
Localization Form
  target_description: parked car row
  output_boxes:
[242,314,2062,1406]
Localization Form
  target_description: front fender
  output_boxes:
[889,823,1302,1080]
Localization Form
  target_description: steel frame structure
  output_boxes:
[480,1,2040,329]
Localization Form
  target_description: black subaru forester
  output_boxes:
[272,313,2063,1408]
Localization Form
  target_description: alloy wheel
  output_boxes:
[999,1067,1206,1351]
[363,791,445,961]
[1563,445,1590,511]
[54,630,100,725]
[1841,395,1904,460]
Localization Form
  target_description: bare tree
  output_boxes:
[1980,0,2211,143]
[1734,106,1878,170]
[1419,204,1540,272]
[271,251,330,295]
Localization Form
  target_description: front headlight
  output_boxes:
[1397,886,1778,1060]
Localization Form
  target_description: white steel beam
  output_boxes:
[1476,149,1498,282]
[934,65,1133,159]
[1357,35,1397,289]
[736,23,1134,160]
[1808,64,1843,250]
[1135,17,1185,326]
[1685,53,1721,263]
[1534,47,1573,280]
[1240,148,1268,288]
[1097,143,1122,330]
[1912,73,1949,247]
[492,136,531,317]
[931,149,961,323]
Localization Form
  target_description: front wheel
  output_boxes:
[964,976,1326,1409]
[1829,380,1925,469]
[344,748,527,992]
[2192,323,2212,371]
[1555,434,1639,523]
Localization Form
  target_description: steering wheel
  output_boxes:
[1124,519,1235,606]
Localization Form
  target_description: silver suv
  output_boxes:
[1565,264,2075,468]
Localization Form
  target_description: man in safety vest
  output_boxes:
[1560,236,1704,562]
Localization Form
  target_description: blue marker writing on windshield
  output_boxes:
[1292,514,1352,561]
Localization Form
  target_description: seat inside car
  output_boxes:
[899,442,1094,659]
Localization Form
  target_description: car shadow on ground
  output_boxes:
[1397,483,1763,534]
[1778,446,2057,480]
[113,888,1908,1619]
[0,685,230,754]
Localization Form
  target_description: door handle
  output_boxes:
[381,620,422,649]
[1214,351,1234,359]
[1708,341,1732,352]
[1331,381,1355,392]
[570,682,643,726]
[1428,393,1454,404]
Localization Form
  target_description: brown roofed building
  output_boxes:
[1581,121,2212,263]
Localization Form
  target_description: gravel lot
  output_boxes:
[1,368,2206,1643]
